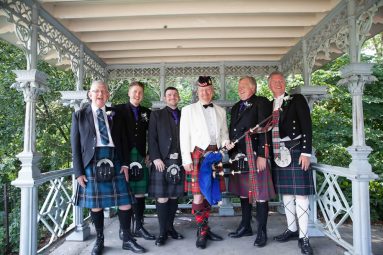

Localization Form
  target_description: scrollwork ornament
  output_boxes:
[338,74,377,96]
[11,81,49,102]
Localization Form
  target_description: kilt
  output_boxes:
[129,147,149,194]
[272,147,315,195]
[185,146,226,195]
[228,160,275,200]
[148,159,185,198]
[76,147,132,209]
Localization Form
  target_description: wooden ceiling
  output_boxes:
[35,0,341,65]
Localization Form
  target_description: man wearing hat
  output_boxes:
[148,86,184,246]
[228,76,275,247]
[71,80,146,254]
[115,81,155,241]
[268,71,314,255]
[180,76,231,249]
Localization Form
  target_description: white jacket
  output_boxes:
[180,101,229,165]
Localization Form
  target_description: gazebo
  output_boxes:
[0,0,382,254]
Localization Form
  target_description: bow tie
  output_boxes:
[203,103,214,108]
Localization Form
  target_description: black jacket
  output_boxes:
[229,94,272,158]
[273,93,312,154]
[115,103,151,159]
[70,105,128,178]
[148,107,181,161]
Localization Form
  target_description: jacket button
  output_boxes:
[293,127,296,129]
[292,133,295,136]
[234,128,236,131]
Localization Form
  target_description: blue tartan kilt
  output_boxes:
[77,147,133,209]
[272,147,315,196]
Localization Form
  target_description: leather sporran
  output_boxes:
[165,164,183,184]
[129,162,144,181]
[95,158,115,182]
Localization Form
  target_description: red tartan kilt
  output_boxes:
[184,146,226,195]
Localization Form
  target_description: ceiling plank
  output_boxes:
[87,38,299,51]
[65,13,324,32]
[43,0,335,19]
[79,27,310,42]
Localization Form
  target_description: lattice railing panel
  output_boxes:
[37,169,75,253]
[313,164,354,253]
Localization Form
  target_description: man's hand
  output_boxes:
[183,163,193,172]
[120,166,129,182]
[224,141,235,150]
[153,159,165,172]
[77,175,88,188]
[256,156,267,172]
[299,155,311,171]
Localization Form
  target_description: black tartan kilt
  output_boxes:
[148,159,185,198]
[272,147,315,196]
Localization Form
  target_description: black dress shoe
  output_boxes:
[298,237,314,255]
[206,229,223,241]
[273,229,299,242]
[155,235,167,246]
[122,238,147,254]
[229,226,253,238]
[91,234,104,255]
[134,227,156,240]
[167,228,184,240]
[253,229,267,247]
[196,234,207,249]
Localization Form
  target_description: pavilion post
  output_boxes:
[10,3,49,255]
[336,1,378,254]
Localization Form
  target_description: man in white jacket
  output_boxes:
[180,76,231,249]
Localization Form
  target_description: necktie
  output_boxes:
[131,106,139,121]
[271,109,281,160]
[203,103,214,108]
[239,101,246,113]
[171,109,179,125]
[97,108,109,145]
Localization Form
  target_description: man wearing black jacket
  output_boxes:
[268,71,314,255]
[148,87,184,246]
[71,80,146,254]
[228,76,275,247]
[115,81,154,241]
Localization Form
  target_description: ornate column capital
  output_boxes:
[11,69,49,101]
[59,90,89,111]
[290,86,327,111]
[337,63,377,94]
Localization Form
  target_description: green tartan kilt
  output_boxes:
[272,147,315,196]
[129,147,149,194]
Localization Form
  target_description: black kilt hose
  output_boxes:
[148,159,185,198]
[76,147,133,209]
[272,147,315,195]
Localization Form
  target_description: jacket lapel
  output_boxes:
[279,93,289,124]
[85,105,96,135]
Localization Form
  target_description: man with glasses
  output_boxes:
[71,80,146,254]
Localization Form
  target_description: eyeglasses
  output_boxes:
[91,90,108,94]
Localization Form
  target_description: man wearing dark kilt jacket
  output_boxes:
[148,87,185,246]
[180,76,232,249]
[115,81,155,241]
[71,81,146,255]
[228,76,275,247]
[268,71,315,255]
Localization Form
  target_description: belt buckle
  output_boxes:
[169,153,179,160]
